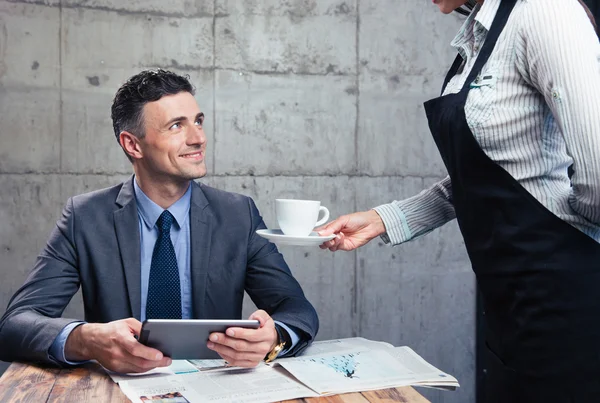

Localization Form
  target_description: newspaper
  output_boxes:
[276,340,459,395]
[112,337,459,403]
[119,365,319,403]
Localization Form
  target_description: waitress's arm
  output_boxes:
[373,175,455,245]
[520,1,600,226]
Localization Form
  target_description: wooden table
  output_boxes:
[0,362,430,403]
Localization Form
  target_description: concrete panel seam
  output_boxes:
[353,0,360,175]
[353,0,361,338]
[142,64,354,77]
[0,172,448,180]
[212,0,216,175]
[58,0,63,172]
[214,66,354,77]
[6,0,215,19]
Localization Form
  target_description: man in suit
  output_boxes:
[0,69,318,373]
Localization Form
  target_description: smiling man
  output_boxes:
[0,69,318,373]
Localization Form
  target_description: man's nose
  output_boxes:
[187,126,206,145]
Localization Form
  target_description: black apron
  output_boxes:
[423,1,600,401]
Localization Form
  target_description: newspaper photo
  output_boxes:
[275,338,458,395]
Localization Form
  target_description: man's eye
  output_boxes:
[170,122,181,130]
[195,118,204,126]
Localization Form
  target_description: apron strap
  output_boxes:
[441,53,465,95]
[460,0,518,92]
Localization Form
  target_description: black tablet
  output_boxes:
[139,319,261,359]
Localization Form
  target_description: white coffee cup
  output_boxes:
[275,199,330,237]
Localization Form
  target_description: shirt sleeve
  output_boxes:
[519,0,600,226]
[48,321,88,366]
[373,175,456,245]
[273,320,299,357]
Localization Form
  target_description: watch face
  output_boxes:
[265,343,284,363]
[265,339,285,362]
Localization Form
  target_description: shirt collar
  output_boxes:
[450,0,501,56]
[133,177,192,230]
[451,4,480,57]
[474,0,501,32]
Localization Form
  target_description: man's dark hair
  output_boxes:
[111,69,195,161]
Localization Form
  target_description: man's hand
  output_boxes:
[65,318,172,373]
[317,210,386,251]
[207,310,278,367]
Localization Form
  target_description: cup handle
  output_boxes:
[314,206,330,227]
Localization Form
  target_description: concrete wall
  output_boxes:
[0,1,475,402]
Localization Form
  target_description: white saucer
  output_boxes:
[256,229,335,246]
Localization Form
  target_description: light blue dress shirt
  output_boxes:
[49,179,298,364]
[136,179,193,321]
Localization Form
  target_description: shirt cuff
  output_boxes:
[372,204,413,245]
[49,321,89,366]
[273,321,299,357]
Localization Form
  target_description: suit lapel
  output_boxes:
[190,181,212,319]
[114,176,142,320]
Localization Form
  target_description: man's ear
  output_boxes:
[119,131,143,160]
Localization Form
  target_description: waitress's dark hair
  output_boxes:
[456,0,597,34]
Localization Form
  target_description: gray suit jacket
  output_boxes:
[0,177,318,364]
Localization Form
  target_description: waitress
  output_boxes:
[319,0,600,401]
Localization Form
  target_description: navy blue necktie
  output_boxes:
[146,210,182,319]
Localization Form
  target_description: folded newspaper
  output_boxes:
[109,337,459,403]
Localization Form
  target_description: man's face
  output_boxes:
[137,91,207,182]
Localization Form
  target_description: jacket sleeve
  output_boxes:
[0,198,82,364]
[243,197,319,357]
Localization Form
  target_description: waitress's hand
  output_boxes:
[317,210,386,252]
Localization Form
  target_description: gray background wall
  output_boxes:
[0,1,475,402]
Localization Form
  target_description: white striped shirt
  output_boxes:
[374,0,600,245]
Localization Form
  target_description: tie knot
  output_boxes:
[156,210,175,233]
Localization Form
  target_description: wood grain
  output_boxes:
[305,392,371,402]
[0,362,60,403]
[0,362,430,403]
[362,388,430,403]
[48,364,130,402]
